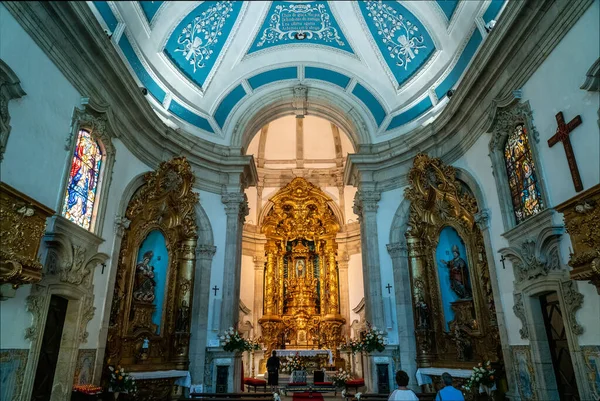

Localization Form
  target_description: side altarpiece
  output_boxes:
[404,154,503,373]
[103,158,198,398]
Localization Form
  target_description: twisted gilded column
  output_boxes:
[353,189,385,328]
[406,232,436,367]
[263,242,277,316]
[326,242,340,315]
[220,192,248,331]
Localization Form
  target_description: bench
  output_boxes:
[282,382,338,397]
[345,393,436,401]
[189,392,272,400]
[243,378,268,393]
[344,379,365,395]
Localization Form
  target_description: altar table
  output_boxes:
[274,349,334,365]
[415,368,472,386]
[128,370,191,388]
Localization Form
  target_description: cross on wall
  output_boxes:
[548,111,583,192]
[212,285,219,296]
[386,283,392,294]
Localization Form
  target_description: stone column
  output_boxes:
[337,253,351,336]
[220,192,248,331]
[252,255,266,337]
[189,244,216,385]
[386,242,418,391]
[474,209,517,399]
[406,232,436,367]
[353,190,385,328]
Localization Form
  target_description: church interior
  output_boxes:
[0,1,599,401]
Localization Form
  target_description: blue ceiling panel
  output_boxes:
[305,67,351,89]
[214,84,247,128]
[169,100,215,134]
[164,1,243,89]
[352,83,386,127]
[139,1,163,24]
[358,1,435,87]
[118,35,166,103]
[93,2,118,32]
[387,96,433,130]
[247,67,298,90]
[483,0,507,25]
[437,0,459,21]
[434,28,482,100]
[248,1,353,54]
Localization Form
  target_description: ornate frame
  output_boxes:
[0,59,26,161]
[511,345,537,401]
[404,154,501,368]
[58,105,116,236]
[105,157,198,378]
[487,92,550,232]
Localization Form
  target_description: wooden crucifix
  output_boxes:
[547,111,583,192]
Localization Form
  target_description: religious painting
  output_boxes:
[295,258,306,278]
[583,346,600,400]
[74,349,96,385]
[504,124,544,224]
[435,226,472,331]
[134,229,169,333]
[61,129,103,231]
[512,346,536,401]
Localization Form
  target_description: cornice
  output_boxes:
[345,0,594,191]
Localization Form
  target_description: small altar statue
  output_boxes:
[139,337,150,361]
[440,245,472,299]
[133,251,156,303]
[296,259,305,278]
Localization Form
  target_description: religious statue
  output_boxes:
[295,259,305,278]
[440,245,472,299]
[133,251,157,303]
[175,300,190,332]
[415,297,430,329]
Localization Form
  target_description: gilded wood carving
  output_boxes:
[104,157,198,380]
[404,154,501,368]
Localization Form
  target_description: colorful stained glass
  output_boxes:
[504,124,544,224]
[61,129,103,230]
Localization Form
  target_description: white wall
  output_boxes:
[0,3,82,350]
[348,252,365,331]
[240,254,256,319]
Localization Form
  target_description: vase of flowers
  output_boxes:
[332,368,352,388]
[340,338,363,354]
[463,361,496,399]
[360,322,385,353]
[281,353,306,374]
[219,327,258,353]
[108,365,137,399]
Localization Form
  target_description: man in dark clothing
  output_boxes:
[266,350,280,392]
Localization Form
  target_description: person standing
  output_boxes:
[388,370,418,401]
[435,372,465,401]
[266,350,280,392]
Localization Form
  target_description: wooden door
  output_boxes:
[31,295,68,401]
[540,292,580,401]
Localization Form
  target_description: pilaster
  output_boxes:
[337,252,351,337]
[220,192,249,331]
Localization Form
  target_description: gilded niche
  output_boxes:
[259,178,345,360]
[0,182,54,290]
[556,183,600,294]
[404,154,502,370]
[104,157,198,386]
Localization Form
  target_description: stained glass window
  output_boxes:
[504,124,544,224]
[61,129,103,230]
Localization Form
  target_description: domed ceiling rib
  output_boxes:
[89,0,508,144]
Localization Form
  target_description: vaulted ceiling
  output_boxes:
[89,1,506,146]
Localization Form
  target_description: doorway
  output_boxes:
[31,295,69,401]
[539,292,580,401]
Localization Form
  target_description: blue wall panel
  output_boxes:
[437,0,459,21]
[305,67,351,89]
[169,100,214,133]
[483,0,507,24]
[387,96,433,130]
[139,1,163,23]
[93,2,118,32]
[118,35,166,103]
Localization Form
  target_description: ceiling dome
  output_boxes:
[89,0,507,145]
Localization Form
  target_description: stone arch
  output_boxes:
[230,86,373,153]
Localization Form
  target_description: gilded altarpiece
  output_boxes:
[259,178,345,361]
[404,154,502,371]
[104,158,198,399]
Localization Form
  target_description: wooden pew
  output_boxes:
[189,393,273,400]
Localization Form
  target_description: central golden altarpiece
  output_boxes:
[259,178,345,358]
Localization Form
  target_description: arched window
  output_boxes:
[61,129,104,230]
[504,124,544,224]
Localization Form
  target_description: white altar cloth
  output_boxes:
[129,370,191,388]
[274,349,333,365]
[415,368,472,386]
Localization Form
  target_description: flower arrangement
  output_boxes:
[281,353,306,373]
[332,368,352,387]
[219,327,261,352]
[463,361,496,393]
[340,338,363,354]
[108,366,137,395]
[359,322,385,353]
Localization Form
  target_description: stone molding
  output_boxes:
[0,59,26,161]
[386,242,407,258]
[353,189,381,217]
[580,58,600,91]
[196,244,217,261]
[512,292,529,340]
[222,192,249,221]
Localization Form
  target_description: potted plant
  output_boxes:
[108,365,137,400]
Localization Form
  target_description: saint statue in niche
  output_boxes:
[133,251,157,303]
[439,245,472,299]
[296,258,305,278]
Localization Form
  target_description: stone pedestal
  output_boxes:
[206,349,242,393]
[365,349,395,394]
